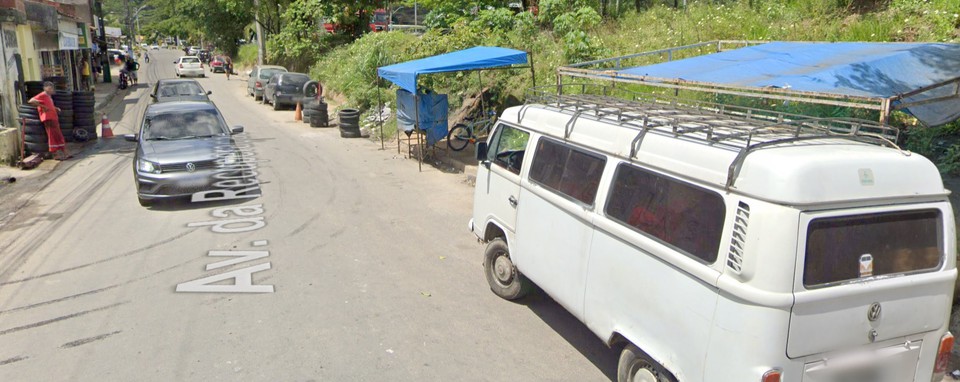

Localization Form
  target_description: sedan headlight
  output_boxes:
[137,159,161,174]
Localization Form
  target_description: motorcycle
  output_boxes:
[118,71,129,90]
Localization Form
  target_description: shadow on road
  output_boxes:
[145,192,262,211]
[519,291,620,381]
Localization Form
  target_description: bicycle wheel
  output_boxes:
[447,124,471,152]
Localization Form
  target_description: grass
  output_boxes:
[236,44,258,69]
[308,0,960,154]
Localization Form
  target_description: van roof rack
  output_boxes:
[523,84,905,189]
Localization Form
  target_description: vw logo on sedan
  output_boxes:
[186,162,196,172]
[867,302,882,322]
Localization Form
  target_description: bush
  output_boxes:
[236,44,258,68]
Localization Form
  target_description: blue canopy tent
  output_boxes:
[376,46,535,170]
[560,41,960,127]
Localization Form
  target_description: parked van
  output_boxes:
[469,89,957,382]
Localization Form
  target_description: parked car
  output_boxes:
[197,50,211,64]
[150,79,212,103]
[124,102,245,207]
[246,65,287,101]
[187,46,199,55]
[469,92,956,382]
[107,49,125,64]
[262,72,311,110]
[174,56,204,78]
[150,45,160,50]
[209,56,226,73]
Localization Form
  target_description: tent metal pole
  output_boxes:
[415,93,422,172]
[529,51,536,88]
[377,78,384,150]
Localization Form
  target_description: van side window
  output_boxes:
[606,164,725,263]
[487,124,529,174]
[528,139,606,206]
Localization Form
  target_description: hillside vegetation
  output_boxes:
[276,0,960,170]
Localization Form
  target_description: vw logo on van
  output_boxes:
[867,302,882,322]
[185,162,196,172]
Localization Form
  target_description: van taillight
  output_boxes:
[761,369,782,382]
[179,63,183,68]
[255,81,262,88]
[933,331,954,380]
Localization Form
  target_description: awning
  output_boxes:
[616,42,960,126]
[377,46,528,93]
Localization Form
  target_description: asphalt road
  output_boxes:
[0,49,616,381]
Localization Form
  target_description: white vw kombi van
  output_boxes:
[469,90,957,382]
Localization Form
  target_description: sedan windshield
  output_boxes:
[143,110,226,140]
[181,57,200,64]
[158,82,205,97]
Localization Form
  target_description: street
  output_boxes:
[0,49,615,381]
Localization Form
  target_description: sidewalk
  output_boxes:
[93,64,124,112]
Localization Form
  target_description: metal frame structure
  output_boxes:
[524,84,904,189]
[376,52,536,172]
[559,40,960,124]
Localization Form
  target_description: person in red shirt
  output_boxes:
[27,82,70,160]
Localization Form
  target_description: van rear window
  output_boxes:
[804,210,942,287]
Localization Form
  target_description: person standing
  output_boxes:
[224,56,233,80]
[27,82,69,161]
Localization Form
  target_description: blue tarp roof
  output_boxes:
[378,46,528,93]
[618,42,960,126]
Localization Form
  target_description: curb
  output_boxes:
[94,87,122,113]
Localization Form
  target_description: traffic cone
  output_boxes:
[294,102,302,121]
[101,114,114,138]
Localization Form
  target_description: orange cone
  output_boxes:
[101,114,114,138]
[294,102,302,121]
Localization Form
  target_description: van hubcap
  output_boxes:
[630,368,658,382]
[493,254,514,286]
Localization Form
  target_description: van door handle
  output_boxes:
[508,196,518,208]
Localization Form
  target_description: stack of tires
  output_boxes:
[52,91,74,141]
[338,109,361,138]
[304,100,329,128]
[18,104,47,155]
[72,91,96,142]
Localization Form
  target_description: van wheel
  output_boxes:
[617,344,676,382]
[484,238,532,300]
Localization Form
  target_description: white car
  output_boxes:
[470,88,956,382]
[150,45,160,50]
[175,56,204,78]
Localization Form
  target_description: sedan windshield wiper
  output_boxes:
[146,136,172,141]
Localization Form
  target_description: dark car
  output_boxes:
[150,79,212,103]
[124,102,245,207]
[262,72,312,110]
[246,65,287,101]
[197,50,211,63]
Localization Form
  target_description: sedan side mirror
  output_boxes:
[149,94,157,99]
[207,91,212,95]
[231,126,244,134]
[123,134,138,142]
[173,61,177,64]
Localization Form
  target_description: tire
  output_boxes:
[24,141,48,154]
[73,128,91,142]
[617,344,677,382]
[24,123,45,135]
[483,238,532,300]
[447,124,471,151]
[21,117,41,125]
[339,129,361,138]
[273,97,281,111]
[24,133,47,144]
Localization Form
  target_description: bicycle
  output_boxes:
[447,110,497,152]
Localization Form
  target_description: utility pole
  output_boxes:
[253,0,265,65]
[123,0,133,52]
[95,1,111,83]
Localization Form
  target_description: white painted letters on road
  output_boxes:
[175,262,274,293]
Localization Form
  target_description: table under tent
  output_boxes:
[376,46,535,171]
